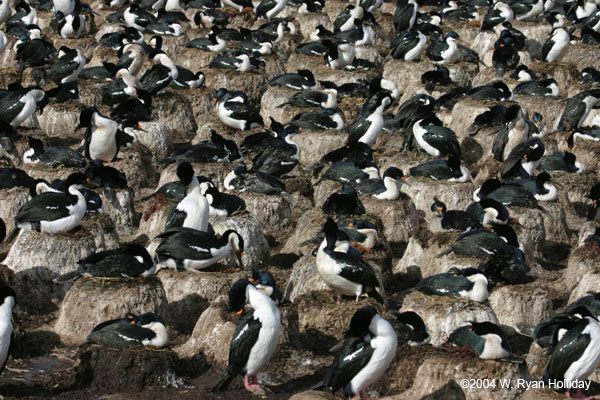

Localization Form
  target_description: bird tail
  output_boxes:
[367,287,384,304]
[467,125,480,136]
[53,271,81,283]
[495,66,505,78]
[277,101,290,108]
[437,248,452,257]
[5,227,20,244]
[425,81,435,93]
[212,371,234,392]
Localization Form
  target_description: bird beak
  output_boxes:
[236,308,243,315]
[248,277,255,283]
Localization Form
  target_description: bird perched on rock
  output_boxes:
[214,88,263,131]
[155,227,244,271]
[493,33,519,77]
[87,312,168,348]
[493,104,529,162]
[542,27,569,62]
[346,92,391,146]
[213,279,281,396]
[355,166,406,200]
[10,172,87,238]
[501,137,545,179]
[322,187,366,216]
[316,218,383,304]
[46,46,85,84]
[55,243,155,281]
[557,89,600,131]
[0,85,45,127]
[447,321,511,359]
[412,114,461,158]
[415,268,490,302]
[325,41,355,69]
[426,31,460,65]
[313,306,397,399]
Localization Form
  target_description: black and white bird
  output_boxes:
[140,52,178,95]
[278,88,337,109]
[468,105,507,136]
[0,286,15,375]
[171,67,204,90]
[421,65,453,92]
[289,108,345,131]
[315,306,397,399]
[164,165,209,232]
[409,156,472,182]
[346,92,391,146]
[250,270,284,305]
[354,166,407,200]
[493,33,520,77]
[447,321,512,359]
[23,136,86,168]
[204,186,246,216]
[511,0,543,20]
[481,2,514,30]
[393,0,417,32]
[390,30,427,61]
[155,227,244,271]
[316,218,383,304]
[224,164,287,196]
[77,107,120,162]
[493,104,529,162]
[542,27,570,62]
[215,89,263,131]
[501,137,545,180]
[56,243,155,281]
[87,312,168,348]
[186,26,227,52]
[123,2,156,31]
[415,269,490,302]
[412,114,461,158]
[213,279,281,396]
[557,89,600,131]
[325,41,355,69]
[46,46,86,84]
[426,31,460,65]
[334,5,364,32]
[543,307,600,398]
[539,152,585,173]
[510,65,537,81]
[429,198,483,232]
[12,172,87,236]
[513,78,559,97]
[392,311,430,346]
[255,0,288,19]
[53,0,75,15]
[269,69,318,90]
[54,0,86,39]
[0,86,45,127]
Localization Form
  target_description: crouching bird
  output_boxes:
[313,306,397,400]
[213,279,281,396]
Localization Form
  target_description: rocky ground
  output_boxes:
[1,0,600,398]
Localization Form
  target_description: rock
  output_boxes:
[564,244,600,290]
[284,256,329,303]
[111,143,158,192]
[0,188,30,232]
[4,214,120,275]
[296,290,384,340]
[282,209,326,257]
[449,98,500,142]
[563,43,600,71]
[150,92,197,142]
[174,298,236,362]
[240,192,293,236]
[54,276,168,345]
[488,283,552,328]
[540,200,571,243]
[568,273,600,304]
[137,196,178,242]
[259,86,301,127]
[362,196,422,244]
[210,213,271,270]
[52,36,97,61]
[202,68,268,104]
[99,187,138,237]
[389,351,529,400]
[289,391,340,400]
[74,344,183,393]
[175,48,214,74]
[293,130,347,167]
[401,179,475,216]
[525,341,548,380]
[510,207,545,261]
[37,100,84,139]
[400,291,499,346]
[292,13,332,40]
[570,136,600,174]
[157,269,243,334]
[137,122,173,162]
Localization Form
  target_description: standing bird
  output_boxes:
[77,107,120,162]
[501,137,545,179]
[325,41,355,69]
[393,0,417,32]
[316,218,383,304]
[557,89,600,131]
[481,2,514,30]
[0,286,15,375]
[426,31,460,65]
[164,167,209,232]
[493,104,529,162]
[346,93,391,146]
[493,33,520,77]
[315,306,397,399]
[543,307,600,399]
[213,279,281,396]
[12,172,87,236]
[390,30,427,61]
[542,27,569,62]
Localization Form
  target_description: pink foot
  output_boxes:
[359,389,367,400]
[337,295,342,305]
[244,375,268,396]
[355,294,360,303]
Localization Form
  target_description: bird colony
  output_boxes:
[0,0,599,396]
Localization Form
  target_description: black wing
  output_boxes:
[165,205,186,230]
[544,320,591,381]
[422,125,460,157]
[347,114,371,144]
[228,310,262,376]
[16,192,75,222]
[332,251,379,288]
[326,336,374,392]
